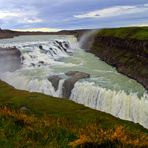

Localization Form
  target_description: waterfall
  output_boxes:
[0,35,147,129]
[0,35,78,69]
[2,71,147,128]
[19,40,74,68]
[70,81,148,128]
[28,79,65,97]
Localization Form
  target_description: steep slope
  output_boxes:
[0,80,148,147]
[90,27,148,89]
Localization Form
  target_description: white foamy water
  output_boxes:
[0,35,147,128]
[70,82,148,128]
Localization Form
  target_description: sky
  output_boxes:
[0,0,148,31]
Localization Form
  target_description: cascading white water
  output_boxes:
[28,78,65,97]
[0,35,147,129]
[70,81,148,128]
[0,38,75,68]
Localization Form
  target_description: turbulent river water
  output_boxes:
[0,35,148,128]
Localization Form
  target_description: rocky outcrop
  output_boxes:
[90,36,148,90]
[93,36,148,58]
[48,75,62,91]
[0,30,17,39]
[0,47,21,57]
[48,71,90,98]
[0,47,21,72]
[62,71,90,98]
[19,106,30,113]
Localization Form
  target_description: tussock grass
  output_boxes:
[0,107,148,147]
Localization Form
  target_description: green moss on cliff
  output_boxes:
[98,27,148,40]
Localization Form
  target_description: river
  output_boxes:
[0,35,147,128]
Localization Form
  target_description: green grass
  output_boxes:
[0,80,148,147]
[97,27,148,40]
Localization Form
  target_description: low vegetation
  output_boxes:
[97,27,148,40]
[0,80,148,147]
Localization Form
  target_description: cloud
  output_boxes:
[144,4,148,6]
[0,0,147,29]
[0,10,20,19]
[0,7,43,24]
[74,4,148,19]
[21,18,43,24]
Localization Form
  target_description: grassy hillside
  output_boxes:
[0,80,148,147]
[97,27,148,40]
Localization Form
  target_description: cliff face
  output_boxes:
[0,30,17,39]
[0,47,21,72]
[90,35,148,90]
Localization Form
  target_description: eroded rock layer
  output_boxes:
[90,36,148,90]
[0,47,21,72]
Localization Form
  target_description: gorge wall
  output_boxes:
[0,47,21,72]
[89,28,148,90]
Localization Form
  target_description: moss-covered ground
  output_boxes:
[97,27,148,40]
